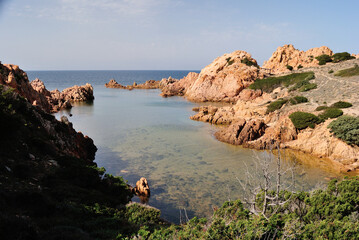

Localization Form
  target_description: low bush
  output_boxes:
[315,54,332,65]
[318,108,343,120]
[331,101,353,108]
[298,82,317,92]
[286,65,293,71]
[249,72,315,92]
[266,99,288,113]
[329,115,359,146]
[289,111,321,129]
[332,52,355,63]
[334,64,359,77]
[315,105,329,111]
[289,96,308,105]
[297,64,303,69]
[241,57,258,67]
[328,69,334,74]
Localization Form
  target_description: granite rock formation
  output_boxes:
[262,44,333,74]
[161,51,263,102]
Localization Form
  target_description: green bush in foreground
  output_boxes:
[299,82,317,92]
[316,54,332,65]
[289,111,321,129]
[147,177,359,239]
[334,64,359,77]
[249,71,315,92]
[318,108,343,120]
[328,69,334,74]
[286,65,293,71]
[329,115,359,146]
[297,64,303,69]
[331,101,353,108]
[266,99,288,113]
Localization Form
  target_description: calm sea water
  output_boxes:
[27,70,342,223]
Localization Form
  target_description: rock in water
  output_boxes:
[134,177,151,204]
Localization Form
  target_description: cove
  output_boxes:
[53,85,341,223]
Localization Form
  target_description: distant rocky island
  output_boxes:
[106,44,359,172]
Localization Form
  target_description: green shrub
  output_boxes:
[332,52,355,63]
[315,54,332,65]
[297,64,303,69]
[331,101,353,108]
[286,65,293,71]
[316,105,329,111]
[328,70,334,74]
[241,57,258,67]
[266,99,288,113]
[329,115,359,146]
[334,64,359,77]
[318,108,343,120]
[249,72,315,92]
[289,96,308,105]
[299,83,317,92]
[289,111,321,129]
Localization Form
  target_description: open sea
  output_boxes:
[27,70,342,223]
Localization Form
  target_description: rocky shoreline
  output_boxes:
[156,45,359,172]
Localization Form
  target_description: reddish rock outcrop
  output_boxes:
[160,72,199,97]
[214,119,266,145]
[0,62,94,113]
[0,64,52,112]
[132,177,151,204]
[161,51,263,102]
[262,44,333,74]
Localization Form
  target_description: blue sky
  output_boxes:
[0,0,358,70]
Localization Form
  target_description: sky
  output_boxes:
[0,0,358,70]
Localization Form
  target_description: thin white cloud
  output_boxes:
[10,0,173,23]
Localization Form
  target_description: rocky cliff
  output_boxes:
[0,62,94,113]
[161,51,263,102]
[262,44,333,74]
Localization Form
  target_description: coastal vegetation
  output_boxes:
[318,108,343,120]
[249,71,315,92]
[316,52,354,65]
[331,101,353,108]
[334,64,359,77]
[143,177,359,239]
[266,96,308,113]
[329,115,359,146]
[289,111,321,129]
[241,57,258,67]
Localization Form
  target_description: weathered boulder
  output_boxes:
[214,119,266,145]
[105,79,160,90]
[133,177,151,204]
[262,44,333,74]
[60,83,94,102]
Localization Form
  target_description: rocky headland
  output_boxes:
[0,62,94,113]
[161,45,359,172]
